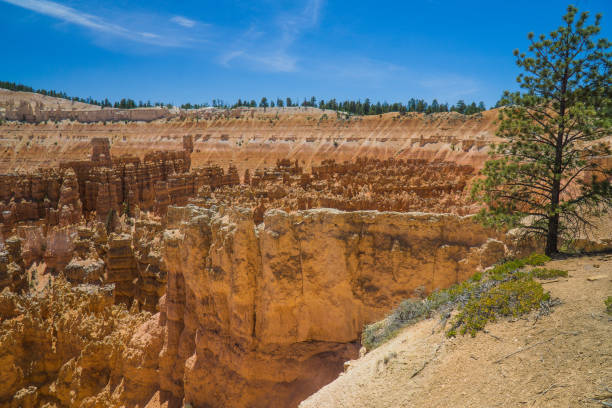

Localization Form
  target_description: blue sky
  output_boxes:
[0,0,610,107]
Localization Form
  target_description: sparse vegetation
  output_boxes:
[362,254,559,350]
[605,296,612,315]
[447,277,550,337]
[530,268,568,279]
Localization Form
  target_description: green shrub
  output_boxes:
[524,253,551,266]
[470,272,483,282]
[531,268,568,279]
[447,277,550,337]
[605,296,612,315]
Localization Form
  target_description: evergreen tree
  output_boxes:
[430,99,440,113]
[472,5,611,255]
[453,100,467,114]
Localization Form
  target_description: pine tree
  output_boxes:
[453,100,467,114]
[472,5,611,255]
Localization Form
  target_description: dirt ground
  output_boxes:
[300,254,612,408]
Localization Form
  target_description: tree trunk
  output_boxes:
[545,213,559,255]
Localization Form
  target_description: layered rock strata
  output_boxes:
[61,148,194,219]
[0,136,230,238]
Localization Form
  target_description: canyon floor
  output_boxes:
[301,254,612,408]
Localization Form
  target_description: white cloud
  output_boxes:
[1,0,192,47]
[171,16,196,28]
[2,0,125,33]
[220,0,324,72]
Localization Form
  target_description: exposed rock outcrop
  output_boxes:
[62,146,194,219]
[192,157,479,224]
[106,233,138,307]
[133,219,167,313]
[0,169,83,233]
[0,279,151,407]
[0,236,26,293]
[0,89,175,123]
[157,206,504,407]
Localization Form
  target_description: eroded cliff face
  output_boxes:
[0,280,153,408]
[157,206,505,407]
[0,107,502,174]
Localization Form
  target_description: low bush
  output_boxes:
[447,277,550,337]
[524,253,551,266]
[531,268,568,279]
[361,253,558,349]
[605,296,612,315]
[362,299,435,350]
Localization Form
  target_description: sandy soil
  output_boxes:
[301,254,612,408]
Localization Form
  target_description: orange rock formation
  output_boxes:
[154,206,505,407]
[0,95,551,407]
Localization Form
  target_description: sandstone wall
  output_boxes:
[158,206,505,407]
[0,141,196,235]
